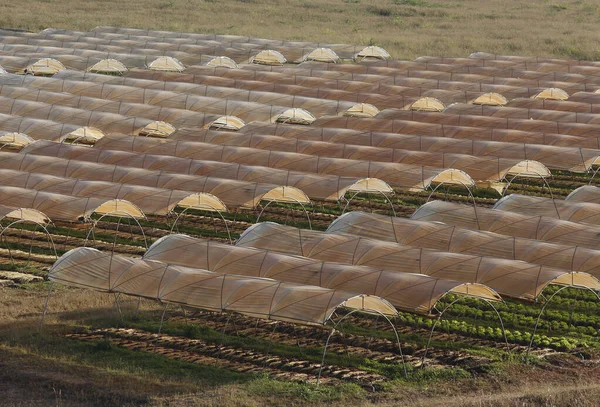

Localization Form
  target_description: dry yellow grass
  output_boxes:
[0,0,599,60]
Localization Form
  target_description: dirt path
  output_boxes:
[409,381,600,407]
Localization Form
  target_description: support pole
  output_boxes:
[39,282,55,330]
[134,297,141,319]
[181,306,188,325]
[154,304,168,353]
[113,293,123,323]
[214,314,232,367]
[262,322,279,367]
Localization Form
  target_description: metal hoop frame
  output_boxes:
[256,198,313,230]
[420,298,510,369]
[341,189,396,217]
[501,172,554,200]
[588,164,600,185]
[0,219,58,264]
[316,309,406,387]
[169,207,233,244]
[83,211,148,251]
[426,180,476,207]
[526,285,600,356]
[59,134,97,147]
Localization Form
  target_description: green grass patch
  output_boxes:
[244,375,365,403]
[5,333,252,387]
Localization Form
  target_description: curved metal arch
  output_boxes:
[169,207,233,244]
[341,188,396,217]
[316,309,407,387]
[526,285,600,356]
[587,164,600,185]
[0,142,30,151]
[501,171,555,200]
[59,134,95,147]
[256,198,313,230]
[426,178,479,227]
[58,126,104,147]
[83,211,148,251]
[426,179,476,206]
[0,219,58,264]
[420,298,510,369]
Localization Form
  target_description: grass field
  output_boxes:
[1,0,600,60]
[2,0,600,405]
